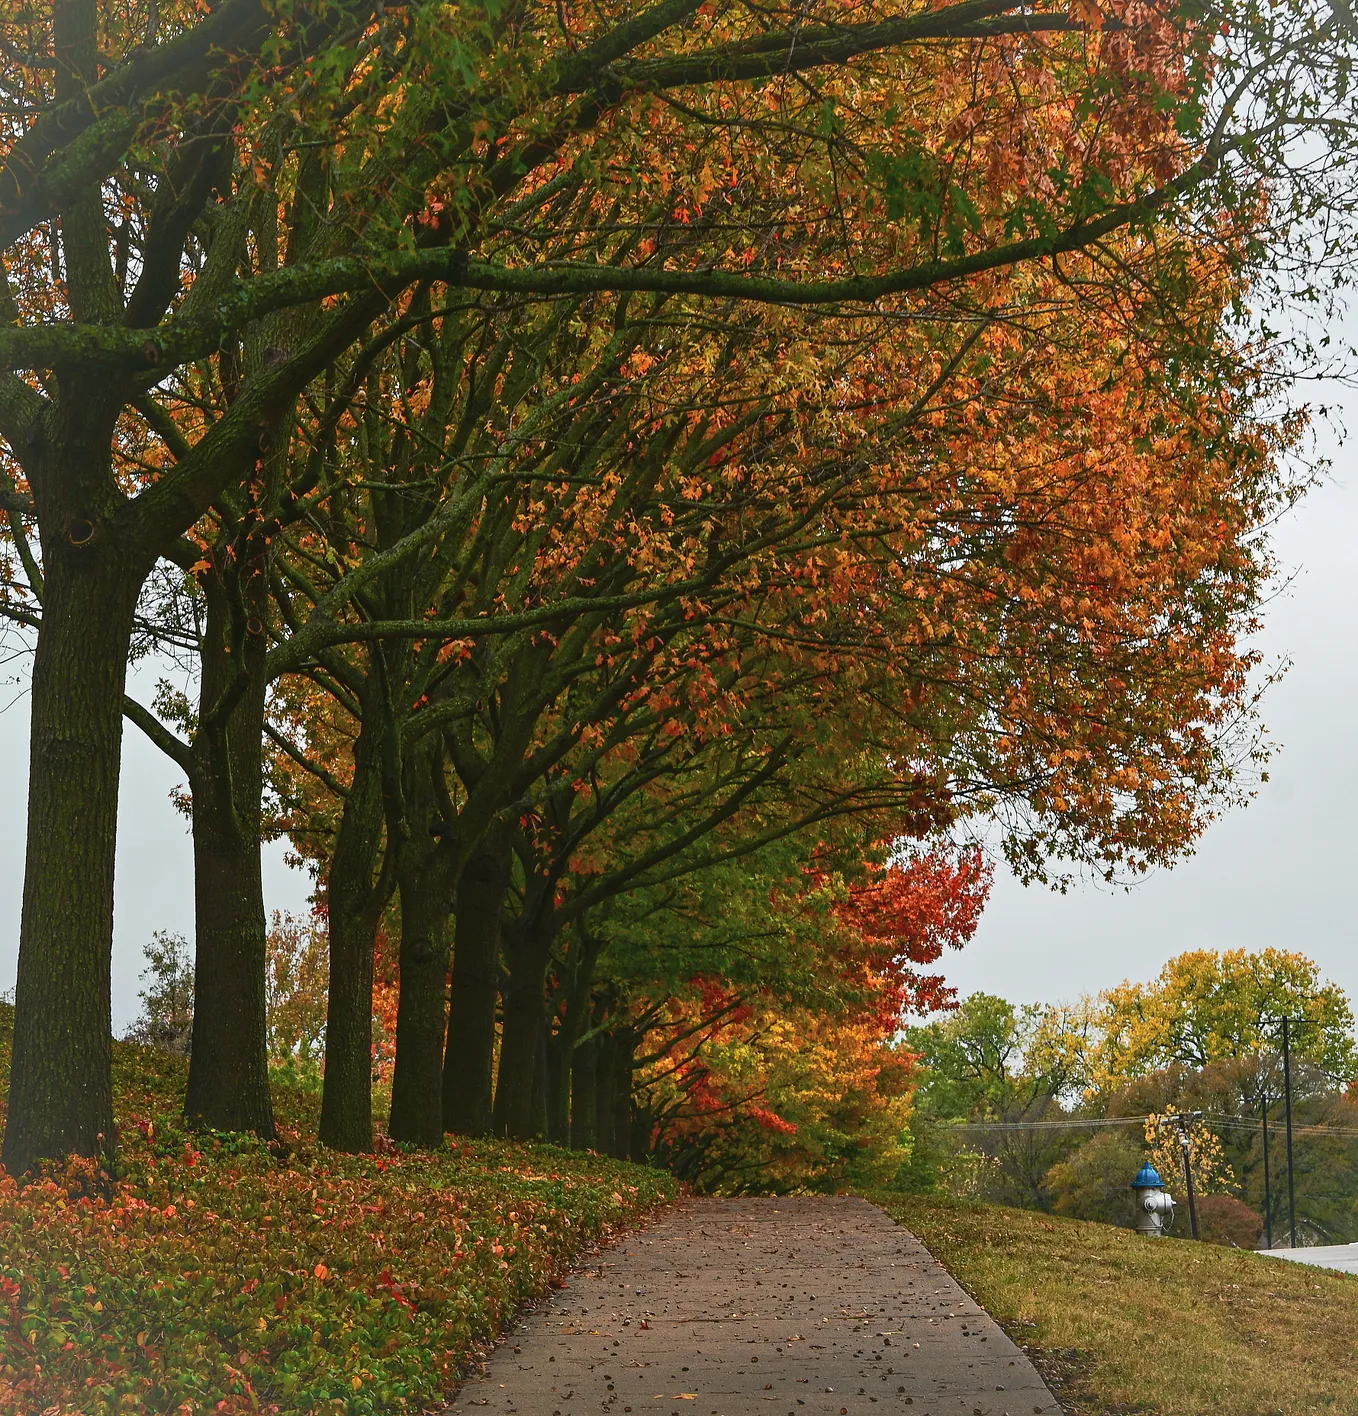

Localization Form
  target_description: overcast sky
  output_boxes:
[2,360,1355,1033]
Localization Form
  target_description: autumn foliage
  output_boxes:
[0,0,1352,1368]
[635,847,992,1191]
[0,1005,673,1414]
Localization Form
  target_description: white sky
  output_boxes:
[1,352,1356,1033]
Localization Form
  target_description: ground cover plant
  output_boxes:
[0,1005,676,1415]
[874,1191,1358,1416]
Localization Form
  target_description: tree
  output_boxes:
[5,0,1355,1171]
[1084,949,1358,1094]
[906,993,1090,1207]
[1043,1127,1146,1226]
[634,842,989,1191]
[123,931,195,1057]
[264,911,329,1087]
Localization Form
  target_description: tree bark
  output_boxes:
[183,549,275,1136]
[593,1032,617,1160]
[571,1032,597,1150]
[443,822,512,1136]
[493,897,554,1140]
[551,927,605,1147]
[185,787,274,1133]
[386,872,451,1146]
[611,1032,635,1161]
[387,746,458,1148]
[2,542,140,1174]
[546,1019,570,1145]
[319,673,392,1152]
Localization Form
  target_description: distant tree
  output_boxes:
[1192,1195,1265,1249]
[907,993,1088,1117]
[264,913,330,1087]
[124,932,194,1057]
[1086,950,1357,1095]
[1044,1127,1146,1227]
[905,993,1087,1209]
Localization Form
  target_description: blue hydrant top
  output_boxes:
[1130,1162,1165,1190]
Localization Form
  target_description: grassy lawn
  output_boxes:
[871,1191,1358,1416]
[0,1005,676,1415]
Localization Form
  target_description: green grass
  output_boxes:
[871,1191,1358,1416]
[0,1005,677,1414]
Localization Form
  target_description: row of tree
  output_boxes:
[2,0,1358,1174]
[905,950,1358,1244]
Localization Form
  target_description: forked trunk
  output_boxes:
[2,543,140,1174]
[552,928,604,1147]
[493,902,554,1140]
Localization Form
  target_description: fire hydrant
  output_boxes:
[1131,1162,1175,1237]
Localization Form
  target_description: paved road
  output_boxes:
[448,1196,1060,1416]
[1260,1242,1358,1274]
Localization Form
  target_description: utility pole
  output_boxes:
[1261,1086,1272,1250]
[1282,1016,1297,1248]
[1165,1112,1203,1240]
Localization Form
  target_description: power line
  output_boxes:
[953,1112,1358,1138]
[955,1115,1151,1131]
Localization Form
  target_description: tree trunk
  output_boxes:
[387,747,458,1148]
[571,1032,597,1150]
[611,1033,635,1161]
[443,824,512,1136]
[493,900,554,1140]
[532,1008,550,1140]
[594,1032,617,1160]
[494,973,549,1140]
[185,796,274,1134]
[546,1021,571,1145]
[184,555,275,1136]
[551,931,604,1147]
[319,676,391,1152]
[2,545,140,1174]
[386,875,451,1146]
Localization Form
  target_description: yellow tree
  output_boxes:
[1025,950,1358,1104]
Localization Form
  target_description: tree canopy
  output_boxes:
[2,0,1357,1178]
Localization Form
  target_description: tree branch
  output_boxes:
[123,695,192,771]
[0,151,1223,375]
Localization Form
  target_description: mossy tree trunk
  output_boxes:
[183,537,276,1136]
[493,885,555,1141]
[387,741,459,1147]
[319,667,395,1152]
[2,516,142,1173]
[443,821,512,1136]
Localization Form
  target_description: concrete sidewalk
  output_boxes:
[447,1196,1060,1416]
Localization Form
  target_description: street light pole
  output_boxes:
[1282,1016,1297,1249]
